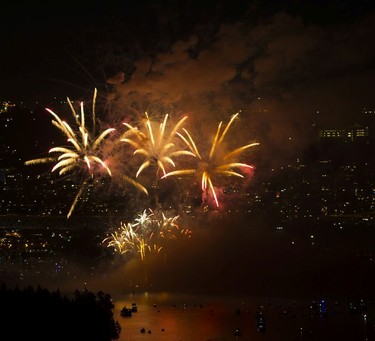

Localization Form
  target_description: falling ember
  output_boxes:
[162,113,259,207]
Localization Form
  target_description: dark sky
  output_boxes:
[2,1,374,102]
[2,0,375,162]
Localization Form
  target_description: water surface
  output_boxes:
[113,292,374,341]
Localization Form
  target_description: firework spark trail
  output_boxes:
[131,209,184,258]
[25,89,147,218]
[120,113,195,178]
[102,222,138,255]
[133,208,154,227]
[103,208,191,260]
[162,113,260,207]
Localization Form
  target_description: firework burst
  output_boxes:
[103,208,191,260]
[102,222,138,255]
[120,113,195,178]
[162,113,259,207]
[25,89,146,218]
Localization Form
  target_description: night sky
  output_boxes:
[2,0,375,171]
[2,1,374,114]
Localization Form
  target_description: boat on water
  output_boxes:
[120,306,133,317]
[255,311,266,333]
[234,328,242,336]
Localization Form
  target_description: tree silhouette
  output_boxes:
[0,283,121,341]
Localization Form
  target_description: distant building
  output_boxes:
[319,126,369,142]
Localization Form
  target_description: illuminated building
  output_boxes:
[319,126,369,142]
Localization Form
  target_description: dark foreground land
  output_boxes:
[0,283,121,341]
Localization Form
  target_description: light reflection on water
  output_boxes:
[113,292,374,341]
